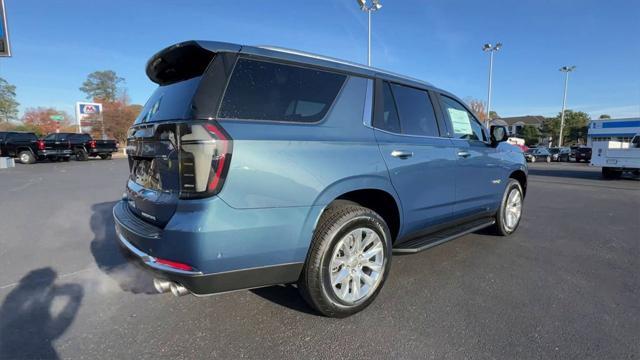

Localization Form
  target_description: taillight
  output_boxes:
[178,121,232,199]
[89,140,96,148]
[37,140,45,150]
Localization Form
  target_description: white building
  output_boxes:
[587,117,640,147]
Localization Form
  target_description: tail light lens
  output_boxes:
[154,257,194,271]
[37,140,45,150]
[178,121,232,199]
[89,140,96,148]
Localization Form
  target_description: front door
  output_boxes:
[437,95,504,218]
[373,81,457,236]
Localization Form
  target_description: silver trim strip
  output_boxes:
[115,229,203,276]
[362,79,374,127]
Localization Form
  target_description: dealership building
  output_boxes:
[587,117,640,146]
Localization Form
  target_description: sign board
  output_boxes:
[75,102,103,133]
[0,0,10,57]
[50,115,65,122]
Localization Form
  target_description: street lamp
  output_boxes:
[558,65,576,147]
[482,42,502,125]
[357,0,382,66]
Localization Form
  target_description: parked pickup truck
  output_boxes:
[591,134,640,179]
[56,133,118,160]
[0,131,71,163]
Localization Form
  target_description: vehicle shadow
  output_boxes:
[250,284,318,316]
[0,268,83,360]
[89,201,157,294]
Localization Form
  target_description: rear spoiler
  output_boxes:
[145,41,241,85]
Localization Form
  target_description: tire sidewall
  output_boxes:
[318,215,391,311]
[496,180,524,235]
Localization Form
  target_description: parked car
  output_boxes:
[57,133,118,160]
[524,148,552,163]
[573,147,592,162]
[548,147,571,162]
[113,41,528,317]
[0,131,71,163]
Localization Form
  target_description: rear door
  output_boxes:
[374,80,457,234]
[56,133,71,154]
[438,94,504,218]
[42,133,58,154]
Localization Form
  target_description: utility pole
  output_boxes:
[357,0,382,66]
[558,65,576,147]
[482,43,502,126]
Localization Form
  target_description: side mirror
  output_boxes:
[490,125,508,146]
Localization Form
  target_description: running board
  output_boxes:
[393,218,496,254]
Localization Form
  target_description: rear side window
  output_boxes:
[219,59,346,122]
[135,76,203,124]
[390,83,439,137]
[373,82,401,133]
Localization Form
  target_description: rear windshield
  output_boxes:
[218,58,346,122]
[134,76,203,124]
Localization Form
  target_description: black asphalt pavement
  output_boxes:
[0,159,638,359]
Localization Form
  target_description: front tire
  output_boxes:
[298,201,392,318]
[75,149,89,161]
[492,179,524,236]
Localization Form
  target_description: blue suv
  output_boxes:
[113,41,527,317]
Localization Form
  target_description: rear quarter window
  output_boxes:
[135,76,203,124]
[218,58,346,122]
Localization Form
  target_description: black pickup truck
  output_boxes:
[58,133,118,160]
[0,131,72,163]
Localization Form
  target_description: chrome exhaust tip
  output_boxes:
[153,278,172,294]
[169,283,189,297]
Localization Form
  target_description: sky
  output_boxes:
[2,0,639,120]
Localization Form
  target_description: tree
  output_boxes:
[541,109,590,146]
[80,70,124,102]
[99,95,141,143]
[466,98,487,122]
[0,77,19,122]
[489,111,499,120]
[22,108,73,136]
[520,125,540,146]
[598,114,611,119]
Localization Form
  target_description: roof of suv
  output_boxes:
[147,40,441,93]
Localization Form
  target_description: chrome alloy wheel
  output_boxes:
[504,188,523,231]
[20,153,30,163]
[329,227,385,304]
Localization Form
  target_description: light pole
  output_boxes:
[482,42,502,125]
[558,65,576,147]
[357,0,382,66]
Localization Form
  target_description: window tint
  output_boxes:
[57,133,69,141]
[44,134,56,140]
[135,76,203,124]
[440,96,485,141]
[390,83,438,137]
[219,59,346,122]
[373,82,401,133]
[11,133,37,141]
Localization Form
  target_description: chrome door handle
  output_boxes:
[391,150,413,159]
[457,151,471,158]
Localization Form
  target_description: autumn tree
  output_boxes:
[21,108,73,136]
[80,70,124,102]
[0,77,19,122]
[99,96,141,143]
[466,98,487,122]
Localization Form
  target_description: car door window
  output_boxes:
[44,134,56,141]
[57,133,69,142]
[390,83,439,137]
[373,81,401,133]
[440,96,486,141]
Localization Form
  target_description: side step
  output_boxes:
[393,218,496,254]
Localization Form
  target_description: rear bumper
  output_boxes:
[38,149,72,157]
[112,200,305,295]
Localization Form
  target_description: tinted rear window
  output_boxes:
[134,76,203,124]
[10,133,37,141]
[390,83,439,137]
[218,59,346,122]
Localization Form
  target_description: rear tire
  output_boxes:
[18,151,36,164]
[75,149,89,161]
[298,200,392,318]
[492,179,524,236]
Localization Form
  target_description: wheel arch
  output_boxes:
[509,169,527,197]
